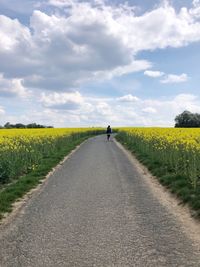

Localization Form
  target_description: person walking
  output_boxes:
[106,125,112,141]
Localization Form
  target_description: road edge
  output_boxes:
[114,138,200,245]
[0,137,90,229]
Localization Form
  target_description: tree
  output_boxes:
[1,122,53,129]
[175,110,200,128]
[4,122,12,129]
[15,123,25,128]
[27,123,38,128]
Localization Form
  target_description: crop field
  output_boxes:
[0,127,103,218]
[117,128,200,214]
[0,128,102,185]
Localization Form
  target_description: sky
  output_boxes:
[0,0,200,127]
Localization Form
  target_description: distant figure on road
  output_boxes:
[106,125,112,141]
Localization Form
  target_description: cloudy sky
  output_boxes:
[0,0,200,127]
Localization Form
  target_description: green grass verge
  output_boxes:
[0,136,88,220]
[116,134,200,218]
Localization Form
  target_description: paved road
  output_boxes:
[0,135,200,267]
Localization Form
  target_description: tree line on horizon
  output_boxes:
[0,122,53,129]
[0,111,199,129]
[175,110,200,128]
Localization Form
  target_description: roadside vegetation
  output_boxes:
[116,128,200,217]
[0,128,103,219]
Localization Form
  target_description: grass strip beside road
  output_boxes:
[0,136,89,220]
[116,133,200,218]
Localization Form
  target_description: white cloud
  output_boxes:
[0,15,32,52]
[0,73,30,98]
[117,94,139,102]
[37,92,200,127]
[0,1,200,93]
[161,73,189,83]
[1,92,200,127]
[39,92,200,127]
[191,0,200,17]
[172,94,200,113]
[144,70,189,84]
[193,0,199,6]
[40,91,84,109]
[142,107,157,114]
[48,0,76,8]
[95,60,151,81]
[0,106,5,115]
[96,102,113,116]
[144,70,164,78]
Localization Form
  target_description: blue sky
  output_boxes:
[0,0,200,127]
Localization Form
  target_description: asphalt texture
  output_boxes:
[0,135,200,267]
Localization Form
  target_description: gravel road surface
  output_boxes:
[0,135,200,267]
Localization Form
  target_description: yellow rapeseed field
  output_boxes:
[118,128,200,189]
[0,128,101,183]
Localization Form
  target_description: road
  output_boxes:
[0,135,200,266]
